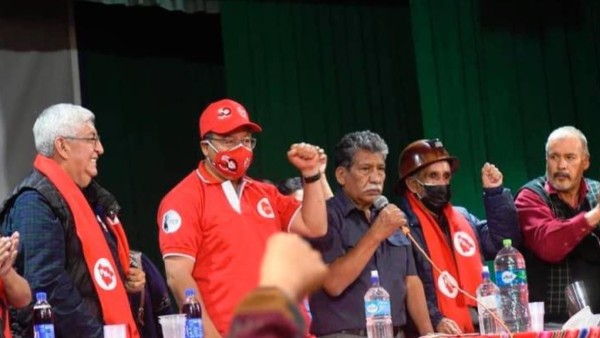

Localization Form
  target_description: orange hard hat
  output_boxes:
[394,138,459,193]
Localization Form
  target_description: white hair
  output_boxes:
[545,126,589,156]
[33,103,95,156]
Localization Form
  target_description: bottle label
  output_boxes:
[185,318,203,338]
[478,295,498,309]
[364,299,391,317]
[495,268,527,287]
[34,324,55,338]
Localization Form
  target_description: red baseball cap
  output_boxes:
[199,99,262,138]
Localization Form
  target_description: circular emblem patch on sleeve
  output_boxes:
[162,210,182,234]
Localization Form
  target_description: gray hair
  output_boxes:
[334,130,389,168]
[33,103,95,156]
[545,126,589,156]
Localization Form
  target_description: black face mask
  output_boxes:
[418,183,451,213]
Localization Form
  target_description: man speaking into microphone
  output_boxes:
[308,131,434,338]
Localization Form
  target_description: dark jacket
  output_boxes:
[0,170,126,338]
[398,186,521,330]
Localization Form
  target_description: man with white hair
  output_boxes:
[516,126,600,322]
[0,104,144,338]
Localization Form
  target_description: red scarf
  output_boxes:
[34,155,139,338]
[0,281,10,338]
[407,192,482,333]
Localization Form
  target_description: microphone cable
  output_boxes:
[400,225,512,336]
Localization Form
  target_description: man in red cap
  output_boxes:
[394,139,521,335]
[157,98,328,338]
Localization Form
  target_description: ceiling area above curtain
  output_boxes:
[77,0,219,13]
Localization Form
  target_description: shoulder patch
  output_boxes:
[162,210,182,234]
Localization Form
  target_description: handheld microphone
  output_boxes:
[374,195,410,235]
[373,195,389,211]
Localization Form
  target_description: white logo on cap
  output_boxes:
[162,210,182,233]
[453,231,476,257]
[217,107,232,119]
[94,258,117,291]
[437,271,459,298]
[257,198,275,219]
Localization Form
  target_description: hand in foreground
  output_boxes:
[287,143,321,176]
[370,204,407,242]
[125,267,146,293]
[0,232,19,278]
[259,233,327,301]
[481,162,503,189]
[436,317,462,335]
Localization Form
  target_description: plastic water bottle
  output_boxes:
[33,292,55,338]
[364,270,393,338]
[494,239,531,333]
[182,288,203,338]
[476,266,504,334]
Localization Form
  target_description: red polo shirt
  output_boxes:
[158,161,301,335]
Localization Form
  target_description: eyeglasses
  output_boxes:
[64,135,101,147]
[208,136,257,150]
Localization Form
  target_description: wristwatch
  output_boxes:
[302,172,321,184]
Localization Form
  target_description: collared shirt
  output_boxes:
[516,179,593,262]
[157,161,301,335]
[308,190,415,336]
[515,176,600,319]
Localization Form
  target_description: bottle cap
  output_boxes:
[184,288,196,298]
[370,270,379,278]
[482,265,489,278]
[503,238,512,247]
[36,292,47,301]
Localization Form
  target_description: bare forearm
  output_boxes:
[167,273,221,338]
[2,268,31,308]
[324,233,380,296]
[299,178,327,237]
[406,276,434,335]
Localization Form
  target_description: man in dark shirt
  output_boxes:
[515,126,600,322]
[309,131,433,338]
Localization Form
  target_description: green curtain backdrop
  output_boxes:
[75,2,226,262]
[220,0,423,193]
[411,0,600,216]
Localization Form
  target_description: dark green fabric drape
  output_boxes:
[220,0,423,192]
[75,2,225,262]
[411,0,600,215]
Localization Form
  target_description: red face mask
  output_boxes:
[207,142,253,180]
